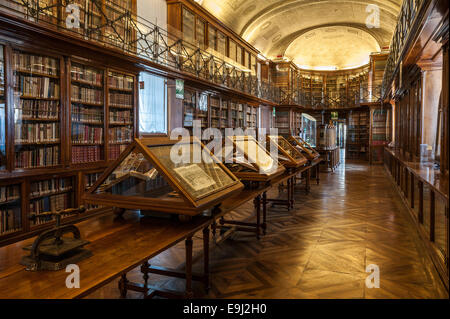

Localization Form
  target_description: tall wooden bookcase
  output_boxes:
[0,42,138,246]
[346,109,369,160]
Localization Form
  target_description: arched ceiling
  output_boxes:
[197,0,402,69]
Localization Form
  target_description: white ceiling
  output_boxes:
[198,0,402,69]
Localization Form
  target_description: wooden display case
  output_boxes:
[222,135,285,182]
[288,136,320,161]
[84,137,244,215]
[267,135,308,168]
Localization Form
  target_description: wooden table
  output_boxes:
[0,186,272,299]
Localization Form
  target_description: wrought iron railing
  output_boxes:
[381,0,424,98]
[0,0,383,108]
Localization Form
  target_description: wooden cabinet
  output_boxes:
[369,105,391,164]
[347,110,369,160]
[84,137,244,215]
[0,44,138,246]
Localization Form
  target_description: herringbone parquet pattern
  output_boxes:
[86,158,448,299]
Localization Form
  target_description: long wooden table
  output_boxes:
[0,164,321,299]
[0,185,271,299]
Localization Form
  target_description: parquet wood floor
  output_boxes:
[86,159,448,299]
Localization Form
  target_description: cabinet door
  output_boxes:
[0,46,5,170]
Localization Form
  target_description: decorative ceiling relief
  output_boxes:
[198,0,401,69]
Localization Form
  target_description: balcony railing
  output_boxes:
[0,0,383,108]
[382,0,424,98]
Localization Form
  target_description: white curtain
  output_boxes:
[138,72,167,134]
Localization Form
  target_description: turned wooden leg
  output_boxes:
[316,164,320,185]
[306,169,311,194]
[262,192,267,235]
[202,227,210,292]
[254,195,261,240]
[141,261,149,286]
[185,237,194,299]
[118,273,128,299]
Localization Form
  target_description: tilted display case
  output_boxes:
[266,135,308,168]
[288,136,320,161]
[222,136,285,182]
[301,113,317,147]
[84,137,244,216]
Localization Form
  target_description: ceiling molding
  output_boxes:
[239,0,401,38]
[267,22,389,57]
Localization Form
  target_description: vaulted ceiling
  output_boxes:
[197,0,402,69]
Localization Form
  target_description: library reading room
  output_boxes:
[0,0,448,305]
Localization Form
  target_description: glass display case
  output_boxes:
[223,136,285,182]
[288,135,320,161]
[84,137,243,215]
[301,113,317,148]
[267,135,308,168]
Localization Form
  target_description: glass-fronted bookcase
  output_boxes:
[0,44,138,246]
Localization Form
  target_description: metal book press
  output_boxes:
[21,206,92,271]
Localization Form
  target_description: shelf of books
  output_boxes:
[0,45,138,246]
[108,70,135,160]
[83,170,104,212]
[346,110,369,160]
[70,61,105,164]
[0,46,5,170]
[12,49,62,169]
[230,101,238,129]
[311,75,323,107]
[29,176,75,228]
[246,105,257,130]
[210,96,226,135]
[183,89,196,134]
[0,184,22,237]
[301,75,311,106]
[275,110,290,135]
[370,108,390,164]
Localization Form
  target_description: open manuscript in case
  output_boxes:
[84,137,244,216]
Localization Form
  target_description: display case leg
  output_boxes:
[262,192,267,235]
[185,236,194,299]
[202,227,210,293]
[118,273,128,299]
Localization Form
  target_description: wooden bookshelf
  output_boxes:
[0,44,138,247]
[0,184,22,237]
[13,49,62,169]
[0,46,5,171]
[347,110,369,160]
[369,106,391,164]
[107,70,135,160]
[70,61,105,164]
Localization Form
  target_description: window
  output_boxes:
[138,72,167,135]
